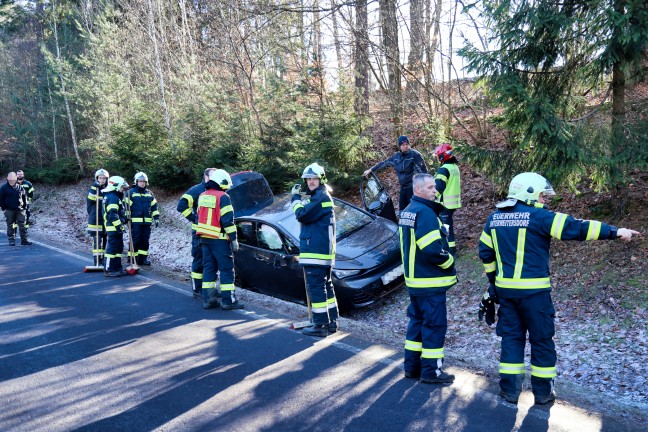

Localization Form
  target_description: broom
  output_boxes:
[290,268,313,330]
[84,187,104,272]
[124,196,139,275]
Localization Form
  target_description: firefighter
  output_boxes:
[433,144,461,256]
[363,135,428,211]
[87,169,110,265]
[177,168,216,298]
[196,169,244,310]
[102,176,129,277]
[399,173,456,383]
[16,170,34,227]
[0,172,31,246]
[125,172,160,266]
[478,172,639,405]
[291,163,339,337]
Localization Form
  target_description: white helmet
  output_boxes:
[134,172,149,183]
[301,163,327,183]
[507,172,556,204]
[209,169,232,190]
[103,175,129,192]
[94,169,110,180]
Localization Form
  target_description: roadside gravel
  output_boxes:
[24,181,648,424]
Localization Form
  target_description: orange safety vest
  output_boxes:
[196,189,228,240]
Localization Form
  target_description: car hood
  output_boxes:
[335,217,400,267]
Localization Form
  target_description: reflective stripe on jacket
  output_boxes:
[434,162,461,209]
[176,181,206,231]
[292,185,336,267]
[87,181,107,231]
[478,200,618,298]
[196,188,236,241]
[103,191,126,232]
[399,196,457,295]
[126,186,159,225]
[18,180,34,202]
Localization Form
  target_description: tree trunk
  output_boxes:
[379,0,402,131]
[407,0,424,102]
[611,0,627,216]
[354,0,369,116]
[45,70,58,160]
[51,0,84,174]
[146,0,173,146]
[426,0,443,116]
[445,0,457,127]
[313,0,325,113]
[331,1,344,86]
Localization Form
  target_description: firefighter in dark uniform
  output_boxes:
[196,169,244,310]
[291,163,339,337]
[87,169,110,265]
[363,135,428,211]
[478,172,639,405]
[399,173,456,383]
[16,170,34,228]
[102,176,129,277]
[126,172,160,266]
[433,144,461,256]
[177,168,216,298]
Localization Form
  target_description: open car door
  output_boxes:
[229,171,275,217]
[361,172,397,223]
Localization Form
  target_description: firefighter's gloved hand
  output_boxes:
[291,184,302,196]
[231,240,239,253]
[154,220,159,228]
[478,290,497,326]
[120,225,127,233]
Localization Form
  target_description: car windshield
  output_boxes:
[277,199,373,241]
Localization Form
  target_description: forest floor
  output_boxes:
[23,163,648,425]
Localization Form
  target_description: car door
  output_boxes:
[240,222,306,305]
[361,172,398,222]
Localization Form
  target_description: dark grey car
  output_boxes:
[228,172,404,310]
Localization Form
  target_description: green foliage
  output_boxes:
[458,0,648,192]
[29,157,82,184]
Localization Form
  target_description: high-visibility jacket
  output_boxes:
[17,179,34,203]
[478,200,618,299]
[399,196,457,295]
[103,191,126,233]
[87,181,107,231]
[292,185,336,267]
[126,186,159,225]
[369,149,428,189]
[196,187,236,241]
[434,162,461,209]
[176,181,206,232]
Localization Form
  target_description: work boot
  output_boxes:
[202,289,220,309]
[302,324,328,338]
[499,391,519,404]
[420,370,455,384]
[141,258,151,266]
[9,239,16,246]
[21,239,33,245]
[222,300,245,310]
[328,321,338,333]
[404,370,421,379]
[192,289,202,299]
[104,271,122,277]
[534,390,556,405]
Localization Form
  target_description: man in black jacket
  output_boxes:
[0,172,32,246]
[363,135,428,211]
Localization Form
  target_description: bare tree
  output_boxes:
[354,0,369,116]
[49,0,84,173]
[379,0,402,130]
[146,0,172,144]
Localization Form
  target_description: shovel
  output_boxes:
[124,197,139,275]
[84,187,104,272]
[291,269,313,330]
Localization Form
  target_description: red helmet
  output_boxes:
[434,143,454,163]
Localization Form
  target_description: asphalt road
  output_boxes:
[0,238,642,432]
